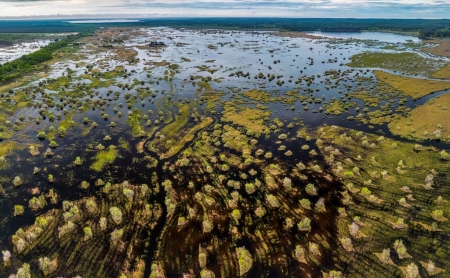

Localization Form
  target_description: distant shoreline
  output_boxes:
[66,19,140,24]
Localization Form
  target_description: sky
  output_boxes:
[0,0,449,18]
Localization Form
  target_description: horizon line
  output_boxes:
[1,15,450,20]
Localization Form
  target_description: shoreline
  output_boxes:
[270,31,333,40]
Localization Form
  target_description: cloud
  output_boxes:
[0,0,449,18]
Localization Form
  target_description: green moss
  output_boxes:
[118,137,130,151]
[221,102,271,135]
[125,114,143,138]
[158,104,189,138]
[14,205,25,216]
[236,247,253,276]
[79,74,115,88]
[325,99,355,115]
[348,52,449,76]
[375,70,450,99]
[90,146,119,171]
[102,66,125,79]
[0,141,19,156]
[388,93,450,141]
[45,76,71,91]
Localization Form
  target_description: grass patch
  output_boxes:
[114,47,138,63]
[0,79,28,94]
[79,74,115,88]
[59,114,76,129]
[348,52,448,76]
[422,39,450,58]
[388,93,450,142]
[148,104,190,153]
[102,66,125,79]
[350,91,379,107]
[160,104,190,138]
[45,76,71,91]
[46,114,76,140]
[374,70,450,99]
[432,65,450,79]
[161,116,213,159]
[118,137,130,151]
[221,102,271,135]
[0,91,31,122]
[90,146,118,171]
[242,89,271,102]
[0,141,19,157]
[318,125,450,274]
[127,109,145,137]
[324,99,355,115]
[221,125,251,155]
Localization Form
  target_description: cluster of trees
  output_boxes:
[435,27,450,38]
[0,20,84,33]
[420,27,450,38]
[0,31,88,84]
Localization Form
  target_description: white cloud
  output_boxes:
[0,0,449,17]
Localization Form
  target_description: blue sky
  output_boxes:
[0,0,449,18]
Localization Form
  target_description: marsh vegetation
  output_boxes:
[0,26,449,278]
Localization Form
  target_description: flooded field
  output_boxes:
[0,33,75,65]
[0,41,52,64]
[307,31,421,43]
[0,27,449,277]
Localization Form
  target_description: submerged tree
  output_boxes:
[328,270,343,278]
[110,229,124,243]
[13,176,22,187]
[236,247,253,276]
[380,248,391,264]
[14,205,25,216]
[297,217,311,232]
[85,199,97,214]
[2,250,11,267]
[11,263,31,278]
[405,262,419,278]
[74,157,82,166]
[394,239,408,258]
[109,206,123,225]
[123,188,134,202]
[305,183,317,196]
[300,198,311,210]
[426,260,435,274]
[99,217,107,231]
[38,256,57,276]
[58,221,75,238]
[308,242,321,257]
[84,227,93,240]
[440,150,449,160]
[349,222,359,237]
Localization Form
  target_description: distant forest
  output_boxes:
[137,18,450,38]
[1,18,450,38]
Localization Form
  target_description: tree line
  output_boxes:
[0,31,89,84]
[132,18,450,37]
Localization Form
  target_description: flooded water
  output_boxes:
[0,40,54,64]
[67,20,141,24]
[307,31,421,43]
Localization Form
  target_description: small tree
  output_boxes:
[109,207,123,225]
